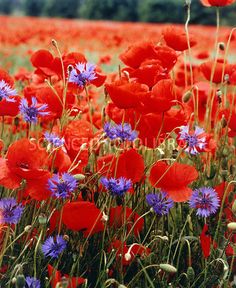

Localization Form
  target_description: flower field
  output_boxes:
[0,1,236,287]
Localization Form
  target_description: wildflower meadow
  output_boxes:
[0,0,236,287]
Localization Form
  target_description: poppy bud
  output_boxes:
[159,263,177,273]
[24,225,32,233]
[224,74,229,82]
[124,252,132,261]
[221,158,228,170]
[63,235,70,241]
[219,42,225,51]
[227,222,236,231]
[221,116,227,128]
[221,170,228,179]
[118,285,127,288]
[232,200,236,215]
[67,65,73,73]
[187,267,195,282]
[230,165,236,175]
[16,274,25,288]
[186,0,191,4]
[74,174,86,180]
[51,39,57,47]
[182,91,192,103]
[38,214,47,225]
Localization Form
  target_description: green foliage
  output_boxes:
[0,0,14,14]
[0,0,235,25]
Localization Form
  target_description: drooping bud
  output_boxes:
[219,42,225,51]
[159,263,177,273]
[182,91,192,103]
[227,222,236,231]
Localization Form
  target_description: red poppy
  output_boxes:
[24,172,51,201]
[105,79,150,109]
[123,59,168,87]
[35,86,75,120]
[138,79,175,114]
[48,264,86,288]
[0,138,49,189]
[31,49,62,78]
[200,59,229,84]
[149,161,198,202]
[63,120,93,172]
[61,201,104,236]
[109,240,150,266]
[0,68,15,86]
[200,0,235,6]
[0,97,20,117]
[162,26,197,51]
[109,206,144,236]
[200,224,212,258]
[119,42,158,69]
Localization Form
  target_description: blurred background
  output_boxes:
[0,0,235,25]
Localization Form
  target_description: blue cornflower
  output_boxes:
[179,125,206,155]
[0,198,24,224]
[41,235,67,259]
[104,122,117,140]
[44,132,64,148]
[0,80,17,102]
[25,276,41,288]
[19,97,49,123]
[48,173,77,199]
[101,176,132,197]
[69,62,97,87]
[189,187,220,218]
[104,122,137,141]
[146,192,174,216]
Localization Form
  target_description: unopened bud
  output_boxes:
[24,225,32,233]
[219,42,225,51]
[187,267,195,282]
[182,91,192,103]
[227,222,236,231]
[38,214,47,225]
[224,74,229,82]
[159,263,177,273]
[51,39,57,47]
[67,65,73,72]
[124,253,132,261]
[221,116,227,128]
[16,274,25,288]
[118,285,127,288]
[63,235,70,242]
[74,174,86,181]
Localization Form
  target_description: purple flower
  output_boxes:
[48,173,77,199]
[25,276,41,288]
[189,187,220,217]
[104,122,117,140]
[146,192,174,216]
[69,62,97,87]
[179,125,206,155]
[101,176,132,197]
[0,80,17,102]
[42,235,67,259]
[19,97,49,123]
[104,122,137,141]
[44,132,64,148]
[0,197,24,224]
